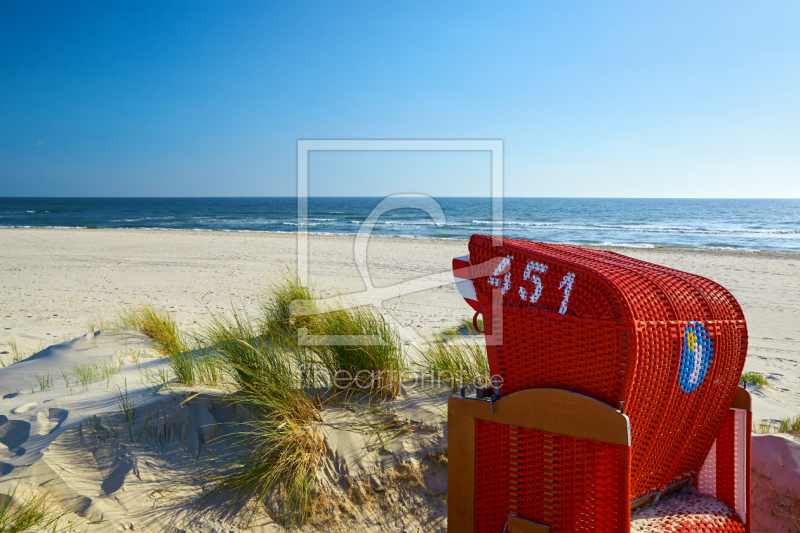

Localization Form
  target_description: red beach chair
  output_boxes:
[449,235,751,533]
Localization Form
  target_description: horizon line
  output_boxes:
[2,196,799,200]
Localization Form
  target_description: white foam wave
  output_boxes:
[601,242,656,249]
[473,220,799,235]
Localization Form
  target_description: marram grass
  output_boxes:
[117,302,208,387]
[439,317,484,337]
[754,413,800,436]
[306,302,406,399]
[197,305,324,526]
[168,340,226,387]
[0,484,80,533]
[741,371,771,389]
[260,274,406,398]
[118,303,184,356]
[260,273,319,337]
[114,277,407,525]
[418,333,490,391]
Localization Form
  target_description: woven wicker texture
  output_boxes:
[631,491,747,532]
[711,409,751,526]
[474,419,630,533]
[466,235,748,501]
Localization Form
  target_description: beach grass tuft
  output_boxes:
[97,359,121,385]
[199,304,324,526]
[0,484,79,533]
[753,413,800,435]
[307,302,406,398]
[439,317,484,338]
[113,377,137,441]
[118,303,184,356]
[35,370,55,391]
[4,338,22,364]
[776,414,800,435]
[72,363,98,392]
[418,334,489,391]
[168,344,226,387]
[102,277,405,524]
[741,371,771,389]
[260,273,319,337]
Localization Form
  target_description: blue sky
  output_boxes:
[1,1,798,198]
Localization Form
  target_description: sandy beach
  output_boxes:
[0,228,799,532]
[2,228,798,421]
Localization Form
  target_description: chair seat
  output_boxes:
[631,490,746,532]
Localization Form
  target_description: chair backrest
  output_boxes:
[460,235,748,499]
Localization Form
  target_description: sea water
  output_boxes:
[1,197,798,252]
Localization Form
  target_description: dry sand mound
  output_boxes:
[0,333,449,532]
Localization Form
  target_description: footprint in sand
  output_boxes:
[37,408,68,435]
[0,418,30,452]
[0,462,13,476]
[11,402,38,415]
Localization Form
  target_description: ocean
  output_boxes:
[1,197,799,252]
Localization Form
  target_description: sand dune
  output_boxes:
[0,330,450,532]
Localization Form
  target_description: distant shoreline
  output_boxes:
[2,226,799,257]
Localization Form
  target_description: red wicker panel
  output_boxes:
[466,235,748,503]
[715,411,737,515]
[631,492,748,532]
[474,419,630,533]
[483,303,629,406]
[746,411,751,531]
[475,419,512,532]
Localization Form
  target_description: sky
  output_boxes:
[0,1,798,198]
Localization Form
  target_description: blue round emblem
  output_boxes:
[679,321,714,393]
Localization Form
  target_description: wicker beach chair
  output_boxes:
[448,235,751,533]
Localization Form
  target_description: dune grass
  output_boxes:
[103,277,404,525]
[259,275,405,397]
[0,484,79,533]
[754,413,800,436]
[118,303,184,356]
[260,273,319,337]
[116,302,215,389]
[741,371,771,389]
[306,302,405,398]
[167,347,226,387]
[418,334,490,391]
[71,362,100,392]
[777,414,800,435]
[439,317,484,337]
[221,340,323,524]
[193,277,406,524]
[198,304,324,526]
[112,377,140,441]
[3,338,22,365]
[86,314,115,335]
[34,370,55,391]
[97,359,122,385]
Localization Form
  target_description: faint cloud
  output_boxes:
[35,141,44,147]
